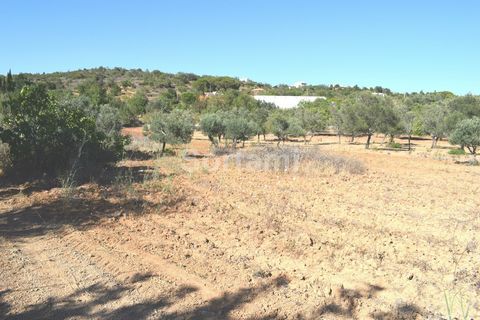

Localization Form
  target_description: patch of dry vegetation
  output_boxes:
[229,146,365,174]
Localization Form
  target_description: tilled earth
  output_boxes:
[1,135,480,319]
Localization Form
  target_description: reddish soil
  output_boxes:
[1,133,479,319]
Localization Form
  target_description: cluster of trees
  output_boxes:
[197,98,330,148]
[0,83,128,180]
[2,67,480,182]
[143,90,480,159]
[333,93,480,155]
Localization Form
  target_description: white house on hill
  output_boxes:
[253,95,326,109]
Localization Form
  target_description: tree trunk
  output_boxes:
[431,136,436,149]
[408,135,411,151]
[338,133,341,144]
[365,134,372,149]
[257,134,260,142]
[161,141,166,155]
[208,135,216,146]
[263,133,266,141]
[351,134,355,143]
[242,140,245,148]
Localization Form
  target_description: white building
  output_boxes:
[253,95,326,109]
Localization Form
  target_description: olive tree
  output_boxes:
[449,117,480,161]
[145,109,194,154]
[267,111,290,146]
[200,113,226,146]
[252,101,276,141]
[422,103,449,148]
[354,93,384,148]
[293,105,328,143]
[286,116,307,141]
[377,98,402,144]
[335,101,363,143]
[224,116,257,148]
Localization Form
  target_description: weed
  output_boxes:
[387,142,402,149]
[113,169,139,200]
[58,170,77,200]
[444,291,471,320]
[448,148,466,155]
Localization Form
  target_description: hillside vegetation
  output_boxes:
[1,67,479,181]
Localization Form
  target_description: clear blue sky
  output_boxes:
[2,0,480,94]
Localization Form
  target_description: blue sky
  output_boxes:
[2,0,480,94]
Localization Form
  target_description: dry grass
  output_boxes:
[229,146,366,174]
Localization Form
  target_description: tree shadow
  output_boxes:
[2,275,289,320]
[0,184,179,240]
[454,158,478,164]
[370,303,426,320]
[97,165,161,186]
[312,284,384,318]
[0,290,11,319]
[0,180,58,200]
[309,284,426,320]
[0,160,185,241]
[124,149,156,161]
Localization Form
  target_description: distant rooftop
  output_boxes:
[253,95,326,109]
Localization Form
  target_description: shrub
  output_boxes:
[387,142,402,149]
[211,145,235,156]
[120,90,148,125]
[448,148,466,155]
[0,85,127,179]
[96,105,129,158]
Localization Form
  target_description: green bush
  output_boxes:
[0,85,127,179]
[448,148,466,155]
[387,142,402,149]
[120,90,149,125]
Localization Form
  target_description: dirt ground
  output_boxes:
[1,132,479,319]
